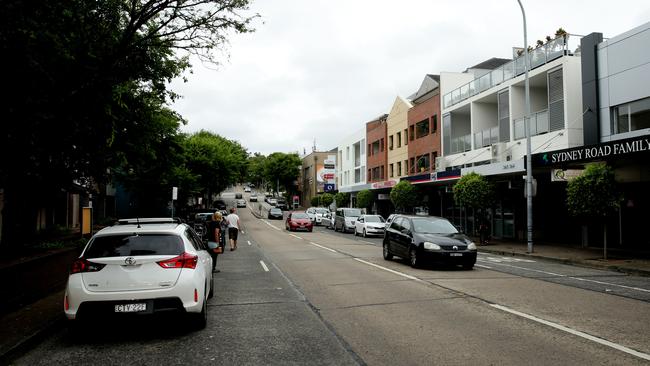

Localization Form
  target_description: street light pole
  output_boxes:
[517,0,534,253]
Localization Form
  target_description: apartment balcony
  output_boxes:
[514,109,549,140]
[474,127,500,148]
[450,134,472,154]
[443,34,580,109]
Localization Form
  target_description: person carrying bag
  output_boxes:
[207,211,226,272]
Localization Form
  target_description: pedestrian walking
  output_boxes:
[207,212,225,272]
[226,207,242,251]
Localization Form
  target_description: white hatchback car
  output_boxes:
[354,214,386,237]
[64,218,213,329]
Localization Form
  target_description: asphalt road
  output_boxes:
[14,188,650,365]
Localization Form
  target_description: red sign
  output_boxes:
[371,180,397,189]
[323,173,335,180]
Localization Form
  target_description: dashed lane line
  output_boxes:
[262,219,281,231]
[247,240,252,246]
[475,264,493,269]
[309,242,338,253]
[289,234,303,240]
[259,260,270,272]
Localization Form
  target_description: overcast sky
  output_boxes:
[169,0,650,156]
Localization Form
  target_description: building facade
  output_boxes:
[386,96,413,181]
[300,151,333,206]
[337,127,370,207]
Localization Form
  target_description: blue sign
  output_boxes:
[324,184,336,192]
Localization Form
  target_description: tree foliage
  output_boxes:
[320,193,334,207]
[0,0,258,243]
[310,196,320,207]
[390,181,418,212]
[356,189,373,210]
[263,152,301,194]
[566,163,621,218]
[334,192,350,208]
[453,173,494,209]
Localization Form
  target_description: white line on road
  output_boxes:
[309,242,338,253]
[360,240,375,245]
[289,234,303,240]
[259,260,269,272]
[490,304,650,361]
[262,219,281,231]
[353,258,419,281]
[247,240,252,246]
[478,261,650,293]
[475,264,493,269]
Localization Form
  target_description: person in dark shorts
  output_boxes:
[226,208,241,251]
[207,212,226,272]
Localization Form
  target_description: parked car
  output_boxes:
[236,199,246,208]
[321,211,335,229]
[64,218,213,330]
[285,211,313,232]
[354,214,386,237]
[334,208,362,233]
[249,194,258,202]
[382,215,477,269]
[235,193,243,199]
[194,212,213,223]
[276,198,288,210]
[307,207,330,225]
[213,200,227,210]
[267,198,277,206]
[385,214,397,229]
[268,207,284,220]
[244,187,251,193]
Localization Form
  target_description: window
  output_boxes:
[409,125,415,141]
[380,165,385,179]
[368,144,371,156]
[372,141,380,155]
[404,129,408,145]
[432,114,438,133]
[397,161,402,176]
[346,147,350,161]
[416,154,430,172]
[432,152,438,170]
[389,135,394,150]
[371,167,380,181]
[612,97,650,134]
[404,160,408,174]
[368,169,371,180]
[409,157,415,173]
[389,163,394,177]
[355,168,361,183]
[380,138,385,152]
[397,132,402,148]
[416,119,429,138]
[443,114,451,155]
[354,142,361,167]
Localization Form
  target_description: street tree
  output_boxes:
[334,192,350,208]
[453,172,494,236]
[390,181,418,213]
[310,196,320,207]
[320,193,334,208]
[566,163,621,258]
[247,153,267,187]
[263,152,301,195]
[356,189,374,211]
[0,0,259,246]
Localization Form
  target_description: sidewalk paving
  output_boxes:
[1,236,649,364]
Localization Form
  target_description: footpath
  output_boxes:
[1,224,649,364]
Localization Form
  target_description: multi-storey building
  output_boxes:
[336,127,369,207]
[531,23,650,249]
[300,150,334,206]
[437,35,585,238]
[386,96,412,181]
[365,114,393,216]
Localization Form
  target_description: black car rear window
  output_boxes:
[84,234,184,258]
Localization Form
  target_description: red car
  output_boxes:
[285,211,313,232]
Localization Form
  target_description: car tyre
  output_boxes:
[409,247,420,268]
[308,228,313,232]
[363,229,367,238]
[208,277,214,299]
[382,241,393,260]
[191,291,208,330]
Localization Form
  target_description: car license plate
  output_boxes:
[115,303,146,313]
[450,253,463,257]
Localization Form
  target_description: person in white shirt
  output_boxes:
[226,208,241,251]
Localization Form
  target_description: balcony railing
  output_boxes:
[443,34,579,109]
[514,109,549,140]
[474,127,500,148]
[450,134,472,154]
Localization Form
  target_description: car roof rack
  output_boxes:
[117,218,182,225]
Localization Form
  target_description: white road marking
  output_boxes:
[259,260,269,272]
[360,240,375,245]
[262,219,281,231]
[478,261,650,293]
[309,242,338,253]
[353,258,419,281]
[480,255,536,263]
[490,304,650,361]
[289,234,303,240]
[475,264,493,269]
[247,240,252,246]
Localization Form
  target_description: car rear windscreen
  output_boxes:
[292,213,309,219]
[84,234,184,258]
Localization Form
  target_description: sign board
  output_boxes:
[324,184,336,192]
[82,207,92,235]
[523,177,537,197]
[172,187,178,200]
[371,180,397,189]
[292,195,299,204]
[532,135,650,166]
[461,159,525,176]
[551,169,583,182]
[377,194,390,200]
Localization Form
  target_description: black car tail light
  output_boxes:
[70,258,106,274]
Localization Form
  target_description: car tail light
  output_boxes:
[157,252,198,269]
[70,258,105,274]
